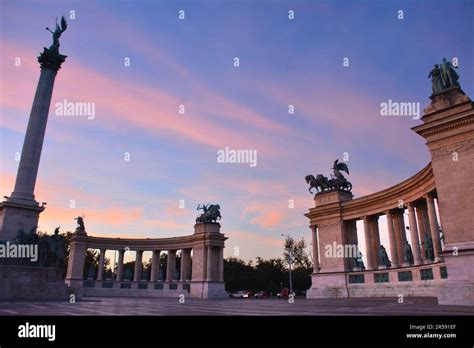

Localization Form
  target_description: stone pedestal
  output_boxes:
[413,87,474,306]
[306,190,353,299]
[65,234,88,290]
[0,200,44,241]
[0,265,69,300]
[190,223,227,298]
[306,273,349,299]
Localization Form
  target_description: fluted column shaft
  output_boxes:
[97,249,106,280]
[363,217,374,270]
[166,250,176,281]
[407,203,422,265]
[206,246,213,281]
[11,68,58,203]
[426,194,443,261]
[311,225,320,273]
[116,250,125,281]
[150,250,160,282]
[386,211,399,267]
[133,250,143,281]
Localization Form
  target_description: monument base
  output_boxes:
[0,200,44,241]
[437,245,474,306]
[306,273,349,299]
[190,281,227,299]
[0,265,68,300]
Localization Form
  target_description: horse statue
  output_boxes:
[305,174,329,194]
[196,204,222,223]
[305,159,352,194]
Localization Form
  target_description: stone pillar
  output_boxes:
[97,249,106,281]
[386,210,399,268]
[0,50,66,241]
[116,249,125,281]
[218,247,224,282]
[10,67,59,203]
[179,250,186,281]
[206,246,213,281]
[416,201,429,260]
[133,250,143,282]
[363,216,374,270]
[369,216,381,268]
[150,250,160,282]
[166,250,176,282]
[311,225,320,273]
[426,194,443,261]
[180,249,191,281]
[65,235,87,288]
[392,209,406,266]
[407,203,422,265]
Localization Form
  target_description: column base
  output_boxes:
[189,281,227,298]
[306,272,349,299]
[0,200,44,241]
[437,245,474,306]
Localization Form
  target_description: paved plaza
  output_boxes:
[0,297,472,316]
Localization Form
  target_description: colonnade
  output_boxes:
[95,248,194,282]
[310,192,443,272]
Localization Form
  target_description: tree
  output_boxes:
[283,236,313,272]
[224,257,254,292]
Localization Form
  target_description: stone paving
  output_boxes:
[0,297,472,316]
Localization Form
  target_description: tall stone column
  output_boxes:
[166,250,176,282]
[363,216,374,270]
[116,249,125,281]
[0,48,66,241]
[369,216,381,268]
[426,194,443,261]
[180,249,191,281]
[150,250,160,282]
[385,210,399,268]
[416,201,429,260]
[407,203,422,265]
[97,249,106,281]
[311,225,320,273]
[392,209,406,265]
[133,250,143,282]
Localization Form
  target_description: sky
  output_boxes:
[0,0,473,264]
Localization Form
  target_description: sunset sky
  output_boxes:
[1,0,473,263]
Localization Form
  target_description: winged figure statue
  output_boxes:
[46,16,67,52]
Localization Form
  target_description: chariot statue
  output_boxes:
[305,159,352,194]
[196,203,222,223]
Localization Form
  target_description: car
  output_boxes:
[254,291,268,298]
[232,291,249,298]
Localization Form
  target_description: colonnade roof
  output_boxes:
[73,231,227,250]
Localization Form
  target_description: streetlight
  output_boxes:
[281,234,293,296]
